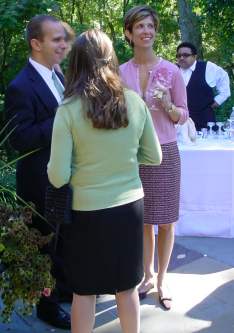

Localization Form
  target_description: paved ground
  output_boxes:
[1,236,234,333]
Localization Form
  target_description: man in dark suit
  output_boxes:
[176,42,230,130]
[4,15,71,329]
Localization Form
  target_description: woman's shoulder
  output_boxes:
[157,58,180,73]
[119,59,134,71]
[124,88,143,103]
[124,89,147,118]
[57,96,83,119]
[60,96,82,109]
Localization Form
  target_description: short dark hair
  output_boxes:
[177,42,197,55]
[26,15,60,49]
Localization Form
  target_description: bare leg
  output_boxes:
[71,294,96,333]
[138,224,155,294]
[116,287,140,333]
[157,223,174,308]
[143,224,155,280]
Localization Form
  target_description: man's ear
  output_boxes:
[30,39,42,52]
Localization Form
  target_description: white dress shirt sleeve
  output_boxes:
[205,61,231,105]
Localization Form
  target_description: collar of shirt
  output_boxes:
[29,57,54,82]
[180,60,197,86]
[29,58,62,103]
[189,60,197,72]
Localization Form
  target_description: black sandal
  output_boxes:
[159,295,172,310]
[138,282,154,300]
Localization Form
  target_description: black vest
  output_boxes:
[187,61,215,130]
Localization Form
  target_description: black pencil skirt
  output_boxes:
[62,199,144,295]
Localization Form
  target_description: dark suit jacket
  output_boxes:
[5,61,64,235]
[4,64,73,301]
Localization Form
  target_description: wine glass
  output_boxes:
[201,128,208,138]
[229,119,234,141]
[196,131,203,140]
[223,120,230,139]
[216,122,224,138]
[207,122,215,137]
[150,73,172,112]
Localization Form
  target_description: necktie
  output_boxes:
[52,72,64,100]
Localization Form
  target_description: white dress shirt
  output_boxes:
[180,60,231,106]
[29,58,64,104]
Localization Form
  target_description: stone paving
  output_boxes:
[1,236,234,333]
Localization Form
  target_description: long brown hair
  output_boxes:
[65,29,128,129]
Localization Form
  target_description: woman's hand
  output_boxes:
[153,81,181,122]
[152,81,171,112]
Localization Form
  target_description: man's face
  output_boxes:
[176,47,196,69]
[34,21,67,69]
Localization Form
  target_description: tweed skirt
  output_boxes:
[139,141,181,225]
[62,199,144,295]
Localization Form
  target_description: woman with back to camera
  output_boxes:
[120,5,188,310]
[47,29,162,333]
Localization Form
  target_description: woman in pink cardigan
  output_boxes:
[120,5,188,310]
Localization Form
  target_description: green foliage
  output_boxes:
[0,0,233,320]
[0,119,17,206]
[0,120,55,322]
[195,0,234,120]
[0,163,16,207]
[197,0,234,69]
[0,204,55,322]
[216,81,234,121]
[0,0,59,94]
[0,0,233,122]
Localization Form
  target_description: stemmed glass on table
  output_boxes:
[223,120,231,139]
[207,122,215,138]
[228,119,234,141]
[216,122,224,138]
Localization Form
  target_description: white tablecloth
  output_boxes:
[175,139,234,238]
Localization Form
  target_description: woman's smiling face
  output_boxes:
[126,16,156,49]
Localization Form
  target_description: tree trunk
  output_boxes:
[177,0,203,59]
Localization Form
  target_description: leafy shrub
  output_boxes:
[0,204,55,322]
[0,120,55,322]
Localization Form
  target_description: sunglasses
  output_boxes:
[176,53,194,59]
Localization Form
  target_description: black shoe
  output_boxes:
[37,304,71,330]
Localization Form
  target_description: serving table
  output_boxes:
[175,138,234,238]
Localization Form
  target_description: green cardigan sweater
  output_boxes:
[48,89,162,211]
